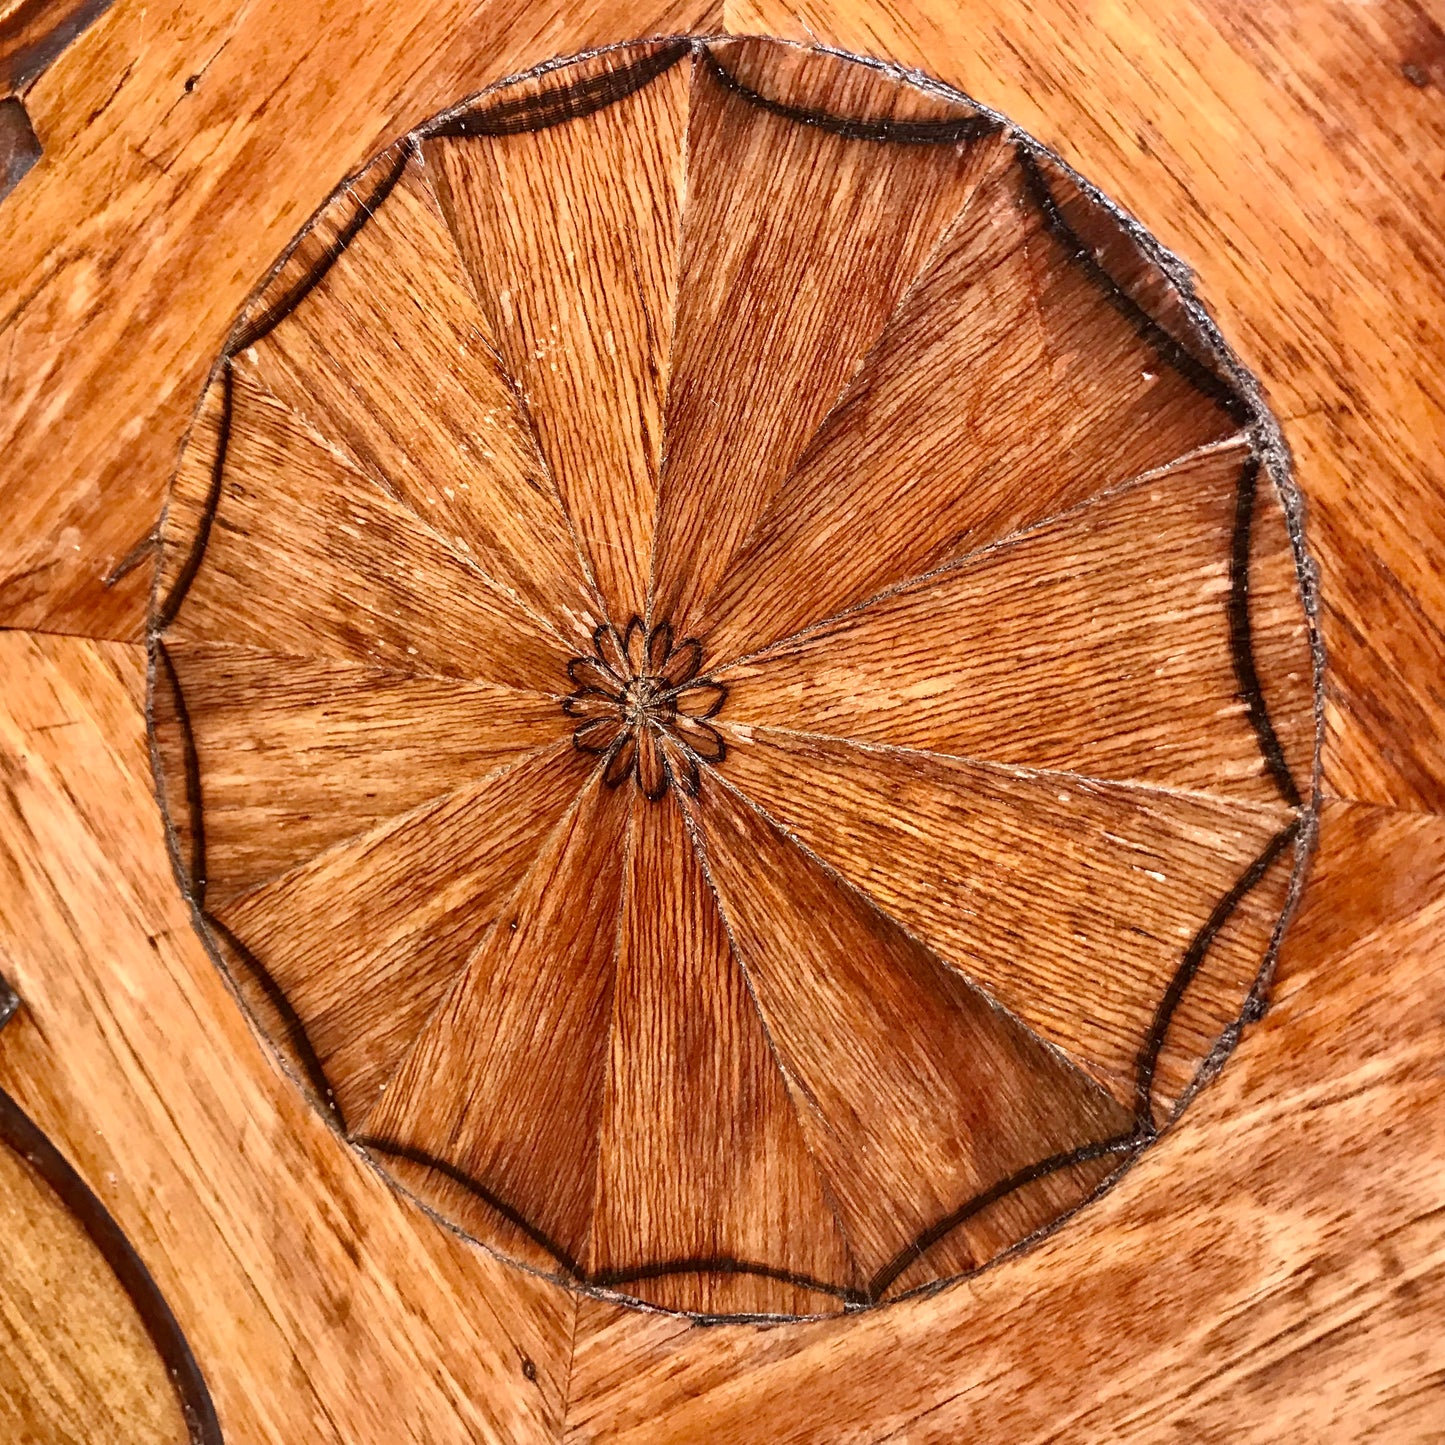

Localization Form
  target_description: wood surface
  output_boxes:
[0,0,1441,1441]
[139,34,1316,1324]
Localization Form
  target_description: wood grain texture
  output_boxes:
[424,44,691,627]
[0,0,721,639]
[1,0,1440,1434]
[563,796,1445,1444]
[726,0,1445,813]
[0,632,577,1445]
[717,726,1297,1104]
[138,32,1316,1322]
[156,645,570,905]
[0,0,116,91]
[211,741,591,1126]
[647,41,996,633]
[690,778,1132,1293]
[698,132,1243,665]
[590,791,856,1316]
[720,439,1312,803]
[162,371,574,688]
[235,157,599,644]
[361,771,632,1270]
[0,1065,186,1445]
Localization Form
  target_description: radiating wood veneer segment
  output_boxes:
[362,773,632,1269]
[691,781,1133,1289]
[164,371,574,689]
[722,440,1311,804]
[424,44,691,628]
[234,157,599,644]
[718,728,1295,1104]
[647,42,998,633]
[157,645,571,906]
[211,741,592,1127]
[589,792,857,1316]
[699,136,1242,664]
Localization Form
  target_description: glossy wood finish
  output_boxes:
[144,35,1316,1323]
[0,0,1441,1439]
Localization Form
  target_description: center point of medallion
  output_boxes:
[620,674,674,726]
[561,616,729,801]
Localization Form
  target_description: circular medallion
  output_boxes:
[148,36,1319,1319]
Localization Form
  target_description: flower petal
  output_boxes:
[672,679,726,720]
[592,623,628,680]
[658,732,700,798]
[569,657,621,694]
[636,725,668,801]
[603,731,638,788]
[563,689,621,721]
[574,717,625,755]
[672,715,726,763]
[645,620,673,673]
[622,616,648,675]
[659,637,702,687]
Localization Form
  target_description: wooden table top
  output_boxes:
[1,2,1441,1442]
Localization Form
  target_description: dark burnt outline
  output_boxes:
[563,614,728,801]
[0,977,224,1444]
[1014,142,1254,428]
[421,39,691,140]
[1229,457,1303,807]
[143,33,1324,1324]
[699,45,1001,145]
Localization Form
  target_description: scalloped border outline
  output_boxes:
[144,34,1325,1325]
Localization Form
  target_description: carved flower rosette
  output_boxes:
[149,36,1318,1319]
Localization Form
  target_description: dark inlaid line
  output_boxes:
[204,913,347,1135]
[591,1254,864,1305]
[701,45,1001,145]
[1014,142,1252,426]
[353,1135,585,1278]
[1229,456,1303,807]
[152,638,206,901]
[1134,817,1302,1123]
[867,1134,1140,1300]
[0,983,222,1445]
[422,39,692,140]
[226,141,413,357]
[355,1136,865,1308]
[155,360,232,631]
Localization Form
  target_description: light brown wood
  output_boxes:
[591,791,855,1317]
[720,439,1314,801]
[163,371,575,688]
[212,740,592,1123]
[647,38,996,634]
[688,777,1131,1294]
[696,129,1243,666]
[564,796,1445,1443]
[425,43,692,629]
[1,0,1442,1438]
[236,158,598,642]
[716,727,1296,1106]
[0,0,720,639]
[0,1049,185,1445]
[0,632,575,1445]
